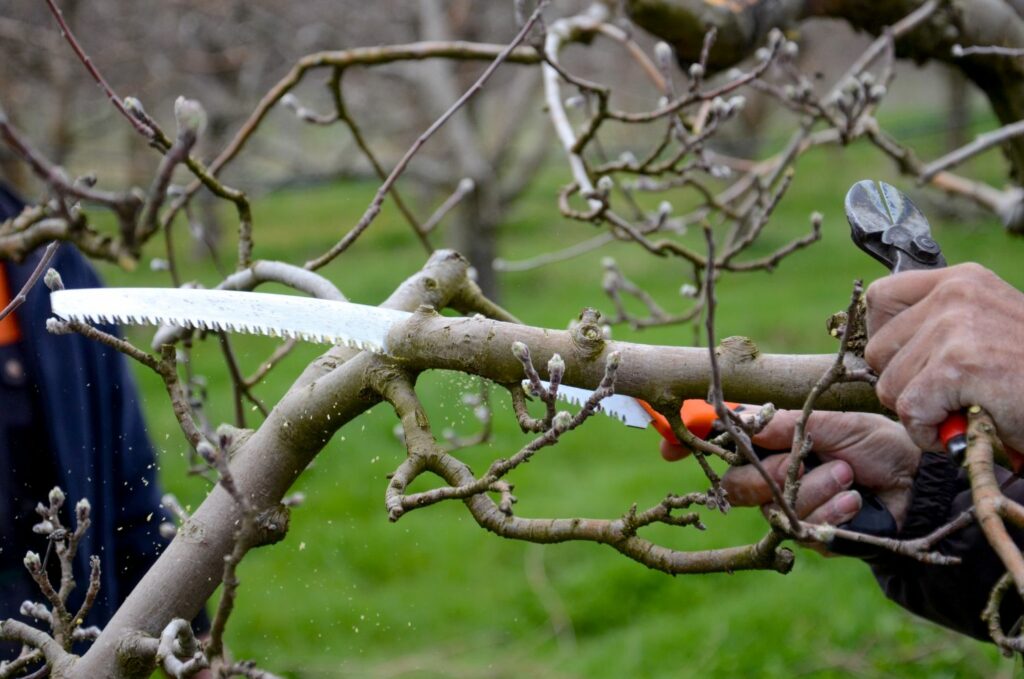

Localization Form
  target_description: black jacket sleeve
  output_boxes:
[869,452,1024,641]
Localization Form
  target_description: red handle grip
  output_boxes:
[940,410,1024,473]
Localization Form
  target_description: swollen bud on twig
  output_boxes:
[457,177,475,194]
[196,440,217,465]
[32,520,55,535]
[173,96,207,139]
[511,341,531,362]
[44,268,64,291]
[552,411,572,433]
[48,486,65,509]
[654,42,674,69]
[123,96,148,120]
[596,175,614,193]
[76,498,91,523]
[46,318,73,335]
[605,350,621,372]
[23,552,41,571]
[688,63,705,80]
[547,354,565,383]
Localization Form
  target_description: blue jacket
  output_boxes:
[1,186,172,626]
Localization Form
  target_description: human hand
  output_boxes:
[865,263,1024,453]
[714,410,922,530]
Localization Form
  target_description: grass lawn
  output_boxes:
[93,108,1024,678]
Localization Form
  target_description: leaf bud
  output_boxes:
[547,354,565,382]
[196,440,217,464]
[511,341,531,362]
[123,96,147,119]
[32,520,55,535]
[552,411,572,433]
[48,486,65,508]
[605,350,621,371]
[23,551,41,570]
[173,96,207,138]
[688,63,705,80]
[44,268,64,291]
[654,41,674,68]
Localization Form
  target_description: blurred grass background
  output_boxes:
[95,107,1024,678]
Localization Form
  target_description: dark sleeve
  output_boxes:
[869,452,1024,640]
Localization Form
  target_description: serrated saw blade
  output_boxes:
[527,380,653,429]
[50,288,412,353]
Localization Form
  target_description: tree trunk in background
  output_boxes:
[451,179,501,299]
[946,67,971,152]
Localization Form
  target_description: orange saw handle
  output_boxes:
[639,399,740,444]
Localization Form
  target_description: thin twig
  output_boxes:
[0,242,59,324]
[304,2,549,270]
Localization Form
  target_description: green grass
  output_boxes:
[93,110,1024,678]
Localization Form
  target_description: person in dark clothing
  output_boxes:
[0,184,181,634]
[662,262,1024,642]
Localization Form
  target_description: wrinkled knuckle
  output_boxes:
[864,338,884,371]
[894,391,920,426]
[875,371,898,409]
[932,278,969,306]
[952,261,990,281]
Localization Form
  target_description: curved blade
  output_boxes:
[845,179,946,273]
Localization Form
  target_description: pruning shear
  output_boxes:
[846,179,965,460]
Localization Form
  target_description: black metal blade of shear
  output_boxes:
[845,179,946,273]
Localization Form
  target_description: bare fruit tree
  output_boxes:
[3,0,1024,676]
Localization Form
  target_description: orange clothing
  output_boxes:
[0,263,22,345]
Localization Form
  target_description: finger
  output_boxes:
[721,454,791,507]
[894,370,960,452]
[792,460,855,518]
[803,490,862,527]
[864,295,938,374]
[660,439,690,462]
[865,268,955,337]
[750,409,802,450]
[872,334,934,412]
